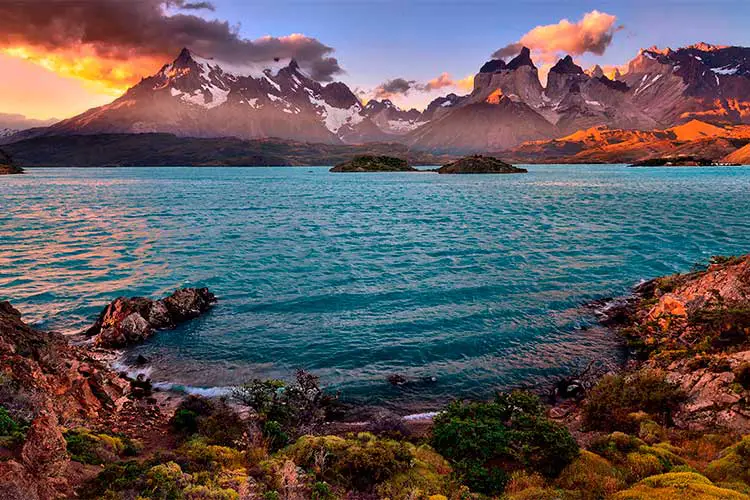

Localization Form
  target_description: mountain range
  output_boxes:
[4,42,750,161]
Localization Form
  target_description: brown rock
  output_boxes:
[0,461,40,500]
[21,412,68,476]
[86,288,216,347]
[163,287,216,323]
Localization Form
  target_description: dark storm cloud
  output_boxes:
[0,0,342,81]
[373,78,417,98]
[170,0,216,10]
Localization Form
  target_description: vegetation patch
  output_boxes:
[64,428,140,465]
[431,390,579,496]
[583,370,685,431]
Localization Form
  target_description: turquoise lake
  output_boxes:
[2,165,750,412]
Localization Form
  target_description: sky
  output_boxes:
[2,0,749,121]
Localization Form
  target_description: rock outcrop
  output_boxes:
[329,155,416,172]
[437,155,527,174]
[85,287,216,347]
[0,302,134,498]
[624,255,750,432]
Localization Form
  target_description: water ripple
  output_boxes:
[2,165,750,411]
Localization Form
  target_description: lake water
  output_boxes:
[2,165,750,412]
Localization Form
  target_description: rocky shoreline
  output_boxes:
[3,257,750,498]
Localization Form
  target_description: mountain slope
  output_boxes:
[505,120,750,163]
[25,49,379,145]
[408,43,750,153]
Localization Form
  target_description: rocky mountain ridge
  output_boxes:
[5,42,750,155]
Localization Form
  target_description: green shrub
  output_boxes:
[431,391,579,496]
[172,409,200,435]
[177,438,245,473]
[262,420,289,451]
[232,370,339,442]
[170,396,251,447]
[554,450,624,497]
[64,428,140,465]
[0,405,26,450]
[705,435,750,486]
[78,460,150,499]
[0,406,19,436]
[183,484,239,499]
[583,370,685,431]
[284,433,413,492]
[145,462,188,499]
[612,472,748,499]
[310,481,336,500]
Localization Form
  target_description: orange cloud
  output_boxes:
[454,74,475,92]
[2,45,163,95]
[494,10,621,63]
[0,53,113,120]
[423,72,453,91]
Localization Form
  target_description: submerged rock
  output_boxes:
[86,287,216,348]
[330,155,417,172]
[437,155,527,174]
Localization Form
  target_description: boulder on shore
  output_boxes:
[85,287,216,347]
[437,155,526,174]
[330,155,417,172]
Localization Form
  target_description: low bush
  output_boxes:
[171,396,253,448]
[612,472,748,499]
[145,461,189,498]
[705,435,750,486]
[554,450,624,497]
[176,438,246,473]
[0,405,27,450]
[64,428,141,465]
[233,370,340,448]
[284,433,413,492]
[583,369,685,431]
[431,390,579,496]
[78,460,150,499]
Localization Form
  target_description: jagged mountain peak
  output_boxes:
[479,59,507,73]
[550,55,584,75]
[687,42,729,52]
[586,65,605,78]
[507,47,535,70]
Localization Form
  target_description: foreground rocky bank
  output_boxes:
[3,259,750,499]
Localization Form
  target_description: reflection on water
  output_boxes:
[2,165,750,411]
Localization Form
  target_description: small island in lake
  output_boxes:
[0,150,23,175]
[437,155,527,174]
[630,155,740,167]
[330,155,417,172]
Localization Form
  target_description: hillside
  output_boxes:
[504,119,750,163]
[1,133,450,167]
